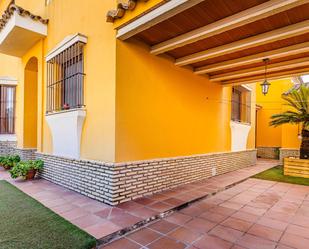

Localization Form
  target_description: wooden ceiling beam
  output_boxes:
[151,0,308,55]
[221,67,309,85]
[194,42,309,74]
[116,0,205,40]
[210,57,309,81]
[175,20,309,66]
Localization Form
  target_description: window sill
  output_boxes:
[0,134,17,141]
[45,107,86,117]
[231,120,251,126]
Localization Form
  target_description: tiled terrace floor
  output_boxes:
[103,177,309,249]
[0,159,276,244]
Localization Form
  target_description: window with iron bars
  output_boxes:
[0,85,15,134]
[46,41,85,113]
[231,86,251,124]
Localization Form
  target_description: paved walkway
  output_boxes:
[0,159,276,245]
[103,178,309,249]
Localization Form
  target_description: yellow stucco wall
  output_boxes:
[256,78,300,149]
[115,39,255,162]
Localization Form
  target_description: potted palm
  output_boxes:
[270,84,309,177]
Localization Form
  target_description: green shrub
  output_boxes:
[0,155,21,169]
[10,160,44,179]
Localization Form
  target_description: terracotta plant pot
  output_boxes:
[26,169,37,180]
[3,165,11,170]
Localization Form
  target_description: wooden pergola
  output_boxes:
[113,0,309,85]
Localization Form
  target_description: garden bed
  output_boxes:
[252,165,309,186]
[0,180,96,249]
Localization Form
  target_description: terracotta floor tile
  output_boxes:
[148,201,173,212]
[257,217,288,231]
[236,234,277,249]
[61,207,90,221]
[193,234,233,249]
[291,214,309,228]
[280,232,309,249]
[221,217,252,232]
[86,221,121,239]
[199,210,228,223]
[231,211,259,223]
[148,237,186,249]
[148,220,179,234]
[116,201,144,212]
[95,208,112,219]
[102,238,141,249]
[247,223,283,242]
[263,210,293,222]
[285,224,309,239]
[209,225,244,243]
[231,245,246,249]
[109,213,142,229]
[127,228,161,245]
[165,212,192,225]
[168,226,202,244]
[240,205,267,216]
[71,214,105,229]
[219,201,244,210]
[275,244,294,249]
[51,203,76,214]
[163,197,184,207]
[134,197,156,206]
[128,207,157,219]
[180,205,205,217]
[185,217,216,233]
[209,206,236,216]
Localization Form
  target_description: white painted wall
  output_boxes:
[230,121,251,151]
[46,109,86,159]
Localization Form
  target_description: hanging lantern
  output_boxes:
[261,58,270,95]
[261,79,271,96]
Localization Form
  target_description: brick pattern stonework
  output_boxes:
[0,141,17,155]
[37,150,257,205]
[257,147,280,159]
[0,141,36,160]
[280,148,300,163]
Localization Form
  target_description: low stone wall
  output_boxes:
[257,147,279,159]
[279,148,299,163]
[0,142,36,160]
[37,150,257,205]
[0,141,17,155]
[36,153,116,205]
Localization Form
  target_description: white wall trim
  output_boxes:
[45,109,86,159]
[240,84,252,92]
[0,12,47,45]
[0,134,17,142]
[0,77,18,85]
[46,33,87,61]
[230,121,251,152]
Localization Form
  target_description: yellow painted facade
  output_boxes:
[256,78,301,149]
[0,0,258,163]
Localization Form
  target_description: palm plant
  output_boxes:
[270,84,309,159]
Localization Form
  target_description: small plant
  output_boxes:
[10,160,44,180]
[0,155,21,170]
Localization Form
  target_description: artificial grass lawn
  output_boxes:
[253,165,309,186]
[0,181,96,249]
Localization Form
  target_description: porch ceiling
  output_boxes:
[114,0,309,85]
